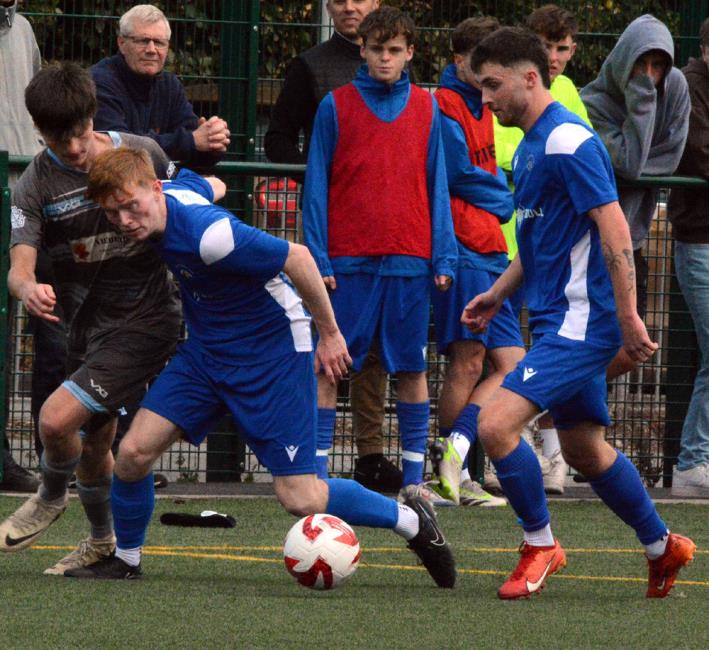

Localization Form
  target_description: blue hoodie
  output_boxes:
[437,63,513,273]
[303,65,457,279]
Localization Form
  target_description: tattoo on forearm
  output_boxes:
[603,243,621,273]
[603,245,636,293]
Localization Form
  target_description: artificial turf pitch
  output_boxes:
[0,496,706,649]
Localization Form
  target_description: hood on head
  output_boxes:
[0,1,17,29]
[598,14,675,96]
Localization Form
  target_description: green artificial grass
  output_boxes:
[0,497,706,649]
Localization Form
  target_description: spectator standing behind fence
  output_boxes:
[0,0,58,493]
[303,7,457,504]
[426,16,516,508]
[667,18,709,497]
[90,4,229,166]
[581,14,689,378]
[0,62,181,577]
[265,0,404,495]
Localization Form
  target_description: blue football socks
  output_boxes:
[589,451,668,545]
[316,407,336,479]
[325,478,398,528]
[493,438,550,532]
[112,473,155,550]
[397,401,430,486]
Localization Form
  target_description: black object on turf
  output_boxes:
[160,512,236,528]
[404,495,456,588]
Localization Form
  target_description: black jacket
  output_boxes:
[669,56,709,243]
[264,32,362,180]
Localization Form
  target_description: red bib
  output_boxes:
[328,83,433,260]
[435,87,507,255]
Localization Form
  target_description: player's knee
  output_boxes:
[274,478,325,516]
[277,491,317,517]
[448,354,484,384]
[114,436,152,478]
[38,409,71,446]
[477,407,516,457]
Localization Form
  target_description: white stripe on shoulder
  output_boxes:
[163,187,211,206]
[545,123,593,155]
[199,217,235,265]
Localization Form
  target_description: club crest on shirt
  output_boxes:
[526,154,535,171]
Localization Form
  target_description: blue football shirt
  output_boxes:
[512,102,622,346]
[159,169,312,364]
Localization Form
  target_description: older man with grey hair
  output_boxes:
[91,4,229,166]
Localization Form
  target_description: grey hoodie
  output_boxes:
[581,14,689,248]
[0,12,42,164]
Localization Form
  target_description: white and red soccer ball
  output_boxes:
[283,514,361,590]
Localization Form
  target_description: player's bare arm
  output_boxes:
[8,244,60,323]
[203,176,226,201]
[283,243,352,383]
[589,201,658,362]
[461,255,523,332]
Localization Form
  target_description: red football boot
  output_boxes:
[646,533,696,598]
[498,539,567,600]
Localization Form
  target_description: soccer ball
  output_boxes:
[283,514,361,590]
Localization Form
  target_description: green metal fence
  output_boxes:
[2,1,706,486]
[1,152,707,487]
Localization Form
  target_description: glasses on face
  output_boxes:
[124,35,170,50]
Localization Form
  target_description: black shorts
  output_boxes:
[65,314,181,414]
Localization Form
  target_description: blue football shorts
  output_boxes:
[431,267,524,355]
[327,273,430,373]
[141,343,317,476]
[502,332,620,429]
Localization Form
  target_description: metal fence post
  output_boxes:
[678,0,707,66]
[0,150,9,482]
[219,0,260,225]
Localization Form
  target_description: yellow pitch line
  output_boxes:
[34,544,708,556]
[29,546,709,588]
[148,553,709,588]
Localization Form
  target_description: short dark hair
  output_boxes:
[451,16,500,55]
[25,62,97,141]
[358,6,416,47]
[471,27,551,89]
[700,17,709,48]
[526,4,578,41]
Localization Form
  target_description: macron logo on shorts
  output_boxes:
[523,367,538,382]
[285,445,299,462]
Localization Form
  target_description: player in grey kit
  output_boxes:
[0,62,181,576]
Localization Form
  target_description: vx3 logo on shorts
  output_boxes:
[90,378,108,398]
[285,445,299,462]
[522,367,538,382]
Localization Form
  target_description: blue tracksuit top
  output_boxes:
[303,65,457,279]
[438,64,514,273]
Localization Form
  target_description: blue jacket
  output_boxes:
[438,64,513,273]
[90,54,222,166]
[303,65,457,279]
